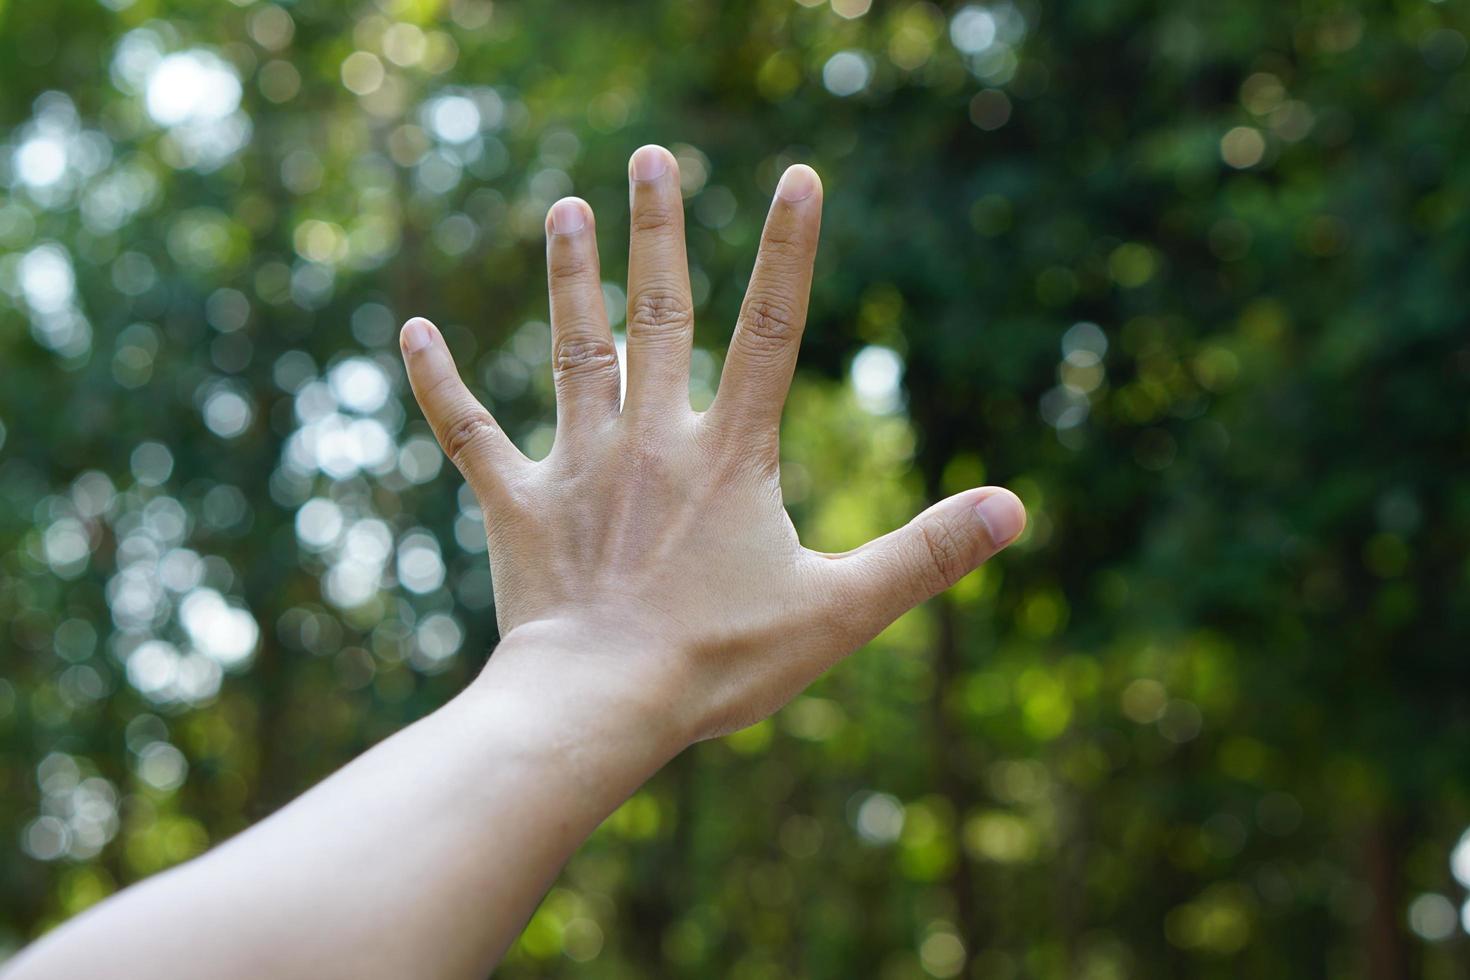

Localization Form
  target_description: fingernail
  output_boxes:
[548,198,587,235]
[401,317,433,353]
[975,491,1025,546]
[776,165,818,203]
[630,145,669,182]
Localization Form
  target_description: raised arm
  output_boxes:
[3,146,1025,980]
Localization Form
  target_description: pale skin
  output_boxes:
[4,145,1026,979]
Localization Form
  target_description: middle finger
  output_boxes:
[624,144,696,420]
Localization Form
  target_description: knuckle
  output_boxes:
[439,410,499,472]
[760,231,806,258]
[733,428,780,476]
[915,520,970,595]
[709,434,774,485]
[499,476,538,516]
[627,288,693,340]
[630,204,678,233]
[695,408,775,466]
[633,452,677,489]
[737,296,801,353]
[553,336,619,376]
[422,371,463,404]
[631,442,681,490]
[548,253,592,285]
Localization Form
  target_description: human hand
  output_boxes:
[0,144,1028,980]
[399,145,1025,745]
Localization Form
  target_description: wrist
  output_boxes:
[460,617,693,789]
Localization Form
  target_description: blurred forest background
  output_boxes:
[1,0,1469,977]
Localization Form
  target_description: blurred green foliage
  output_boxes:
[2,0,1470,977]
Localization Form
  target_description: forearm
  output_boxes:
[4,623,682,980]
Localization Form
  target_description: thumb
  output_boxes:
[829,487,1026,637]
